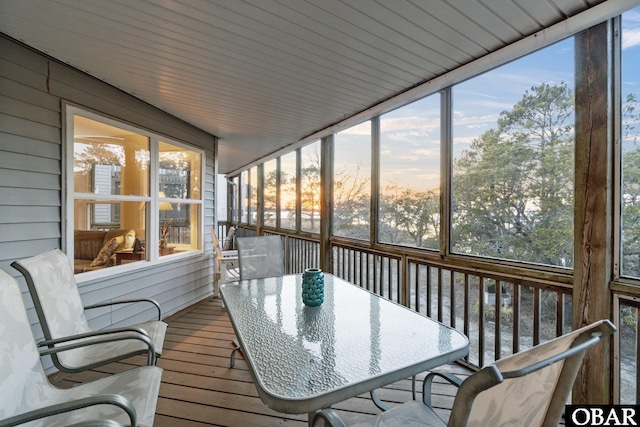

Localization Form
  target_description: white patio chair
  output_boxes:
[0,269,162,427]
[11,249,167,373]
[211,228,239,293]
[229,235,285,367]
[313,319,617,427]
[236,235,285,281]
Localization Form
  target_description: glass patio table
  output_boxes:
[220,273,469,423]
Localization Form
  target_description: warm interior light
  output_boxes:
[158,192,173,211]
[139,192,173,210]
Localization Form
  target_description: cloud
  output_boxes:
[452,136,475,146]
[453,111,499,127]
[388,148,437,161]
[623,8,640,42]
[338,121,371,135]
[380,115,439,132]
[379,143,437,160]
[623,28,640,50]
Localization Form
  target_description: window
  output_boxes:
[240,170,249,223]
[231,175,239,224]
[280,151,297,230]
[249,166,258,225]
[451,38,575,267]
[158,140,202,254]
[379,95,440,249]
[69,107,203,274]
[334,121,371,240]
[263,159,277,227]
[621,8,640,279]
[301,141,321,233]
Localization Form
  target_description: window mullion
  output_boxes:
[441,88,452,257]
[149,136,160,260]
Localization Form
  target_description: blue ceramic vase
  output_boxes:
[302,268,324,306]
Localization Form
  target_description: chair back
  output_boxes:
[223,226,237,250]
[210,228,223,259]
[236,235,285,280]
[0,269,51,420]
[449,319,616,427]
[11,250,92,354]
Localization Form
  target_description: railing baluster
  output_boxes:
[479,276,485,368]
[387,257,393,301]
[556,290,563,338]
[513,283,520,354]
[495,280,502,360]
[450,270,455,328]
[437,268,443,323]
[426,265,432,318]
[533,287,541,346]
[399,259,402,304]
[413,264,419,312]
[368,253,372,290]
[463,273,470,364]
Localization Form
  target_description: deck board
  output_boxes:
[48,297,476,426]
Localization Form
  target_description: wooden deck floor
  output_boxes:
[49,296,475,426]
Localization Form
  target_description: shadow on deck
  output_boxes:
[49,297,478,426]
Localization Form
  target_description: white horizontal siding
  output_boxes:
[0,35,217,374]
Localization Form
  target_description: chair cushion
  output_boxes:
[90,235,124,267]
[351,400,446,427]
[120,229,136,251]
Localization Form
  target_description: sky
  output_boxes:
[331,6,640,193]
[623,8,640,143]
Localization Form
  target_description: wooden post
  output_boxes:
[256,163,264,236]
[573,21,612,404]
[320,135,334,273]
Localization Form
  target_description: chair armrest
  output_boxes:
[0,394,136,427]
[312,408,348,427]
[84,298,162,321]
[37,326,150,346]
[67,421,125,427]
[422,371,463,407]
[37,328,156,366]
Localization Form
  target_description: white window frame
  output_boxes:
[65,104,205,281]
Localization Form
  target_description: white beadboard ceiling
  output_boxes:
[0,0,635,173]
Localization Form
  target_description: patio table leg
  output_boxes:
[310,408,347,427]
[370,390,390,411]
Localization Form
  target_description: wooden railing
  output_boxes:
[330,240,573,368]
[612,291,640,404]
[332,243,402,303]
[231,223,636,401]
[406,258,573,368]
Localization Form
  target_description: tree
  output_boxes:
[621,93,640,276]
[279,169,296,229]
[379,182,439,248]
[453,82,574,266]
[263,168,278,227]
[300,148,321,232]
[333,164,370,240]
[298,145,370,238]
[379,182,405,245]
